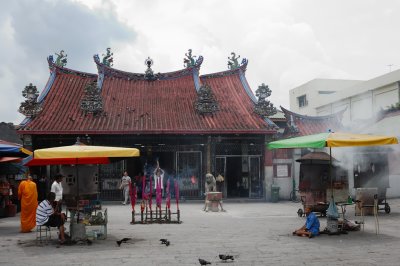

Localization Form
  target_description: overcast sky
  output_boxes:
[1,0,400,124]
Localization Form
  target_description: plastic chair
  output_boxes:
[36,225,51,244]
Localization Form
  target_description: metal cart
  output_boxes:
[353,151,391,214]
[296,152,348,217]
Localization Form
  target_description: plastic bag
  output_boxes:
[326,198,339,219]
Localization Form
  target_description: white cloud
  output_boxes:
[1,0,400,124]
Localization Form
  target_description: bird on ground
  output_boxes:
[160,239,170,246]
[116,237,132,246]
[219,254,234,261]
[198,258,211,265]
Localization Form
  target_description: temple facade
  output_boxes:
[17,50,278,200]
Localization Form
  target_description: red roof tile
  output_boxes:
[19,60,275,135]
[281,106,343,136]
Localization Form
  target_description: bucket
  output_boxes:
[327,219,338,233]
[6,204,16,217]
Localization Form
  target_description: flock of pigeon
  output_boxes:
[116,237,235,264]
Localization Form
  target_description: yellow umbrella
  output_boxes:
[34,144,140,159]
[27,141,140,209]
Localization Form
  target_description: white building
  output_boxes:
[290,70,400,127]
[289,69,400,199]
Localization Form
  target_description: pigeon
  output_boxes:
[198,258,211,265]
[219,254,234,261]
[116,237,132,246]
[160,239,170,246]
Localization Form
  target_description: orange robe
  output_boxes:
[18,180,38,233]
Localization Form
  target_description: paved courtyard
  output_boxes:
[1,199,400,266]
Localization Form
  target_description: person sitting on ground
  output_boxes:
[293,206,320,238]
[36,192,66,244]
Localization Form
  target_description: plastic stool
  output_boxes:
[36,225,51,244]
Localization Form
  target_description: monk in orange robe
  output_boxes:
[18,175,38,233]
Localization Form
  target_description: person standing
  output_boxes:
[120,171,131,205]
[18,175,38,233]
[153,162,165,194]
[50,174,63,213]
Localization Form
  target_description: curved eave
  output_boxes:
[280,106,345,121]
[200,64,247,79]
[50,63,97,78]
[94,55,203,81]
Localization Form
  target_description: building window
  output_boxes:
[297,95,308,107]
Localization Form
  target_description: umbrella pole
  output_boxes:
[330,147,333,201]
[76,158,80,223]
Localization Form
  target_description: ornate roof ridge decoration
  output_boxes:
[280,106,345,121]
[253,83,277,118]
[183,49,204,69]
[47,55,97,78]
[102,48,114,67]
[93,54,200,81]
[200,57,248,79]
[227,52,241,70]
[80,81,103,115]
[18,83,42,118]
[54,50,67,67]
[144,57,156,81]
[194,84,219,115]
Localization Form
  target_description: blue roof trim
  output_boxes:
[264,117,278,128]
[239,69,257,103]
[193,68,201,92]
[37,70,56,103]
[97,72,104,91]
[19,117,31,127]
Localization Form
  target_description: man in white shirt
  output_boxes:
[153,165,165,196]
[51,173,63,212]
[120,171,131,205]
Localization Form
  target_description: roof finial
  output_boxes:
[144,57,156,81]
[55,50,67,67]
[227,52,240,70]
[102,48,113,67]
[184,49,196,68]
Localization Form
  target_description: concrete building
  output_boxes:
[289,70,400,199]
[290,70,400,127]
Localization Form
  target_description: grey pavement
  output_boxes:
[1,199,400,266]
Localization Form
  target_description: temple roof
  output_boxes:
[280,106,344,136]
[18,56,276,135]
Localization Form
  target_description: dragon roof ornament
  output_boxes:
[18,83,42,118]
[183,49,203,69]
[227,52,248,71]
[102,48,113,67]
[54,50,67,67]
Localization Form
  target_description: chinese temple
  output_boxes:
[17,49,278,200]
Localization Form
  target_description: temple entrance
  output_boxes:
[216,155,262,198]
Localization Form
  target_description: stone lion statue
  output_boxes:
[203,173,225,212]
[205,173,217,193]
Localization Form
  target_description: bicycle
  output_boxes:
[289,189,301,203]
